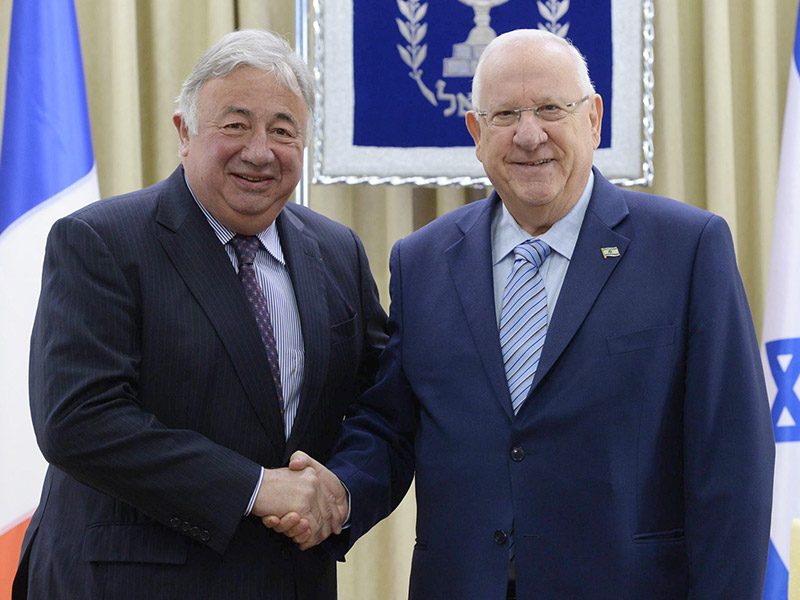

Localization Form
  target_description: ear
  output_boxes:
[173,112,190,158]
[465,111,484,162]
[588,94,603,149]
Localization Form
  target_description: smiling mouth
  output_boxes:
[235,174,272,183]
[517,159,553,166]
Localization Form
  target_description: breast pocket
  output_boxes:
[330,313,357,345]
[606,325,675,355]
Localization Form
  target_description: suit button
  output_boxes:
[181,521,191,533]
[494,530,508,545]
[199,530,211,542]
[169,518,181,530]
[190,526,201,539]
[511,446,525,461]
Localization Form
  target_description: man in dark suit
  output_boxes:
[12,29,383,600]
[275,28,776,599]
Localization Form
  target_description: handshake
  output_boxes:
[252,451,348,551]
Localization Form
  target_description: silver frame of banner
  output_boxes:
[295,0,311,206]
[303,0,654,189]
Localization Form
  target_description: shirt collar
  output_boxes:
[492,170,594,266]
[184,174,286,266]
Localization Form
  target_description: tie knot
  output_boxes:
[230,235,260,266]
[515,239,550,269]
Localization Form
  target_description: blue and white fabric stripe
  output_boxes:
[761,7,800,599]
[0,0,95,233]
[0,0,99,545]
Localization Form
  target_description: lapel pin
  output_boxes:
[601,247,620,259]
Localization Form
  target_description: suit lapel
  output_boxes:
[154,167,286,457]
[530,170,630,393]
[277,206,330,457]
[446,195,515,418]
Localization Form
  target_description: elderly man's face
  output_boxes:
[174,66,306,235]
[466,40,602,235]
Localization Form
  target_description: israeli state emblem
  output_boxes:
[395,0,572,118]
[346,0,611,150]
[314,0,634,184]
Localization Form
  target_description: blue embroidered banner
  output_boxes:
[312,0,652,186]
[353,0,612,149]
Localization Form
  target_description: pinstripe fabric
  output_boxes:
[499,239,550,414]
[16,167,388,600]
[194,200,304,440]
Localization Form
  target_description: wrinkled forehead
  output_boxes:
[477,39,582,106]
[201,67,306,110]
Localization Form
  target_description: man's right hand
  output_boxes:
[259,451,349,550]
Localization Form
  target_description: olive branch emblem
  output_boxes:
[395,0,571,113]
[537,0,570,37]
[396,0,437,106]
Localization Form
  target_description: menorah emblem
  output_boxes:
[443,0,511,78]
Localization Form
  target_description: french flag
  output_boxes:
[762,6,800,599]
[0,0,99,593]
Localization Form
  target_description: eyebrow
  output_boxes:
[222,106,253,119]
[221,106,300,129]
[490,97,562,108]
[272,111,300,130]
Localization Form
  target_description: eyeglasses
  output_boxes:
[475,95,592,128]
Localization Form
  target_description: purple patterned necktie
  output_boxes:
[230,235,284,417]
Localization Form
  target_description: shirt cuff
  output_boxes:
[340,478,352,529]
[244,466,265,516]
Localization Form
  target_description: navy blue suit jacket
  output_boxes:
[328,169,775,599]
[13,166,387,600]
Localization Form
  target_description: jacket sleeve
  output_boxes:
[327,239,417,552]
[683,214,774,598]
[29,216,261,555]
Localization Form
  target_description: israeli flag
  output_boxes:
[762,7,800,599]
[0,0,99,571]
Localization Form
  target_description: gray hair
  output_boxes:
[471,29,595,109]
[176,29,314,139]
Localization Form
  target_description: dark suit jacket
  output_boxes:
[13,166,387,600]
[328,169,775,599]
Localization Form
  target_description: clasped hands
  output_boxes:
[252,451,348,550]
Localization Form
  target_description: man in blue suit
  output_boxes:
[13,30,379,600]
[275,28,776,599]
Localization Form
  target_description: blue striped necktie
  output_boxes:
[230,235,284,417]
[499,239,551,414]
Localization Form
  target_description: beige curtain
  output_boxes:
[1,0,798,597]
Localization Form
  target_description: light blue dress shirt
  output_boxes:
[491,170,595,327]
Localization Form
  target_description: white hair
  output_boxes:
[176,29,314,139]
[471,29,595,109]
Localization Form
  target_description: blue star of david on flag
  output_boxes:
[765,338,800,442]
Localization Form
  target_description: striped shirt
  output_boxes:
[491,170,594,327]
[187,188,305,441]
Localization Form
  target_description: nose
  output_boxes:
[239,128,275,166]
[513,112,548,149]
